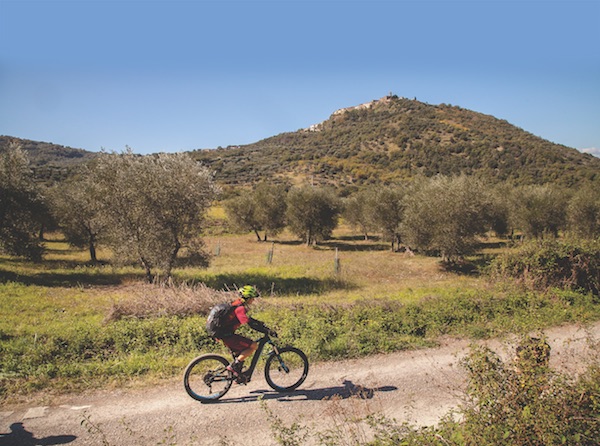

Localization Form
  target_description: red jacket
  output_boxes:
[229,298,249,331]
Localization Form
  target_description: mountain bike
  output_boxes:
[183,332,309,403]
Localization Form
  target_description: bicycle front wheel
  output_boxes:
[184,354,233,402]
[264,346,309,392]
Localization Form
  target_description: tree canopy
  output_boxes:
[402,176,494,261]
[0,144,45,261]
[286,186,341,246]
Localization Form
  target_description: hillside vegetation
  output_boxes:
[191,96,600,189]
[3,95,599,188]
[0,136,95,185]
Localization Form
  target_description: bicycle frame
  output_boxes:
[231,334,278,381]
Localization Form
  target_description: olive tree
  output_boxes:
[50,171,106,263]
[369,186,406,251]
[224,183,287,241]
[0,144,45,261]
[90,150,217,281]
[253,182,287,241]
[402,175,493,261]
[567,183,600,239]
[510,185,568,238]
[224,190,261,239]
[286,186,341,246]
[342,187,378,241]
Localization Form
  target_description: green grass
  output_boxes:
[1,229,599,402]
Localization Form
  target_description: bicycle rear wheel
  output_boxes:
[184,354,233,402]
[264,346,309,392]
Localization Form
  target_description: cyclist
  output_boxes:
[217,285,275,380]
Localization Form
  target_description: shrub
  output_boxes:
[452,341,600,445]
[487,239,600,296]
[261,336,600,445]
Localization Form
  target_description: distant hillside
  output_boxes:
[3,96,599,189]
[0,135,97,184]
[191,96,600,189]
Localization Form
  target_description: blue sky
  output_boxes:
[1,0,599,156]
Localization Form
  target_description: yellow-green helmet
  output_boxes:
[239,285,260,300]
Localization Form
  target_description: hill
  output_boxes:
[3,96,600,189]
[0,135,96,184]
[191,96,600,190]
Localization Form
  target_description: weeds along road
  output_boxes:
[2,322,599,446]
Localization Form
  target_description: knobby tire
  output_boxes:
[264,346,309,392]
[183,354,233,403]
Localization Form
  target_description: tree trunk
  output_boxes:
[140,257,153,283]
[87,229,97,263]
[88,239,97,263]
[306,229,312,247]
[361,224,368,241]
[254,229,262,242]
[165,239,181,279]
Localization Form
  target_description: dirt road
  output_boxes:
[1,322,598,445]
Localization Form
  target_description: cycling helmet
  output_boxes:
[239,285,260,300]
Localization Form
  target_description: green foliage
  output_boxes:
[224,191,260,237]
[224,182,287,241]
[0,312,216,395]
[253,182,288,240]
[454,343,599,445]
[368,186,405,251]
[567,182,600,238]
[488,238,600,296]
[261,398,311,446]
[189,97,600,188]
[379,344,600,446]
[259,289,600,360]
[0,143,45,261]
[261,338,600,446]
[286,186,341,246]
[0,135,96,186]
[49,171,107,262]
[88,150,218,280]
[402,176,494,261]
[342,188,378,240]
[510,184,569,238]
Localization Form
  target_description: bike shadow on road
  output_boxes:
[0,422,76,446]
[215,380,398,404]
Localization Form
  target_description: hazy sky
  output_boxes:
[1,0,599,156]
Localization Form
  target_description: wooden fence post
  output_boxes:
[334,248,341,275]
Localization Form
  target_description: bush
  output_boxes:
[488,239,600,296]
[262,336,600,445]
[445,341,600,445]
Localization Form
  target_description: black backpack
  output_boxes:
[206,302,241,338]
